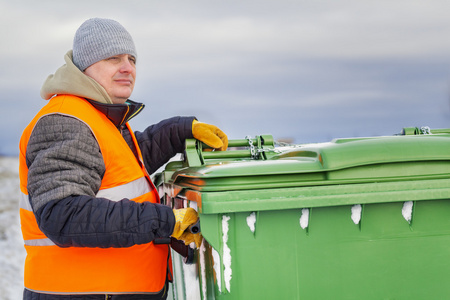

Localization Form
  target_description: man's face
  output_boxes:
[84,54,136,104]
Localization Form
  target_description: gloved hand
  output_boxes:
[177,228,203,249]
[192,120,228,151]
[172,208,203,248]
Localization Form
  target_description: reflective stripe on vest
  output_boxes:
[19,192,55,246]
[19,95,168,295]
[96,177,151,201]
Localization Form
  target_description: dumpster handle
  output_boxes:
[184,135,277,167]
[154,237,195,264]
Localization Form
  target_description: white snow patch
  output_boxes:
[182,256,201,300]
[199,239,207,299]
[246,212,256,233]
[351,204,362,225]
[0,157,26,300]
[189,201,198,210]
[402,201,414,223]
[211,247,222,293]
[222,215,232,293]
[299,208,309,229]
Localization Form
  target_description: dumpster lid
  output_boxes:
[164,129,450,192]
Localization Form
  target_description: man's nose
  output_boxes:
[120,59,135,73]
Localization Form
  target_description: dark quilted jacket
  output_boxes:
[24,50,195,299]
[24,101,193,299]
[26,98,194,248]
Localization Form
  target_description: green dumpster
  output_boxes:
[160,127,450,299]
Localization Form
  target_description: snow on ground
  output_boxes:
[0,156,25,300]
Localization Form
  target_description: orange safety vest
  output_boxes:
[19,95,170,295]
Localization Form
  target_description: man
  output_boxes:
[19,18,228,299]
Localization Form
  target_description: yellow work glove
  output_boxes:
[177,229,203,249]
[192,120,228,151]
[172,208,203,248]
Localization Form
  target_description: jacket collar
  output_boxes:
[41,51,114,104]
[86,98,145,128]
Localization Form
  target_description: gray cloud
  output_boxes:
[2,0,450,155]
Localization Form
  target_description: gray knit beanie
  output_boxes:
[73,18,137,71]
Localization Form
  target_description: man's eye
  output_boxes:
[129,57,136,64]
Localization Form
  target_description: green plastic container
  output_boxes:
[161,127,450,299]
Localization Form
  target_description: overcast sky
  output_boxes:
[1,0,450,156]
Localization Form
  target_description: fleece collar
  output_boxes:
[41,50,113,104]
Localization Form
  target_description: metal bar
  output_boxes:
[202,150,252,159]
